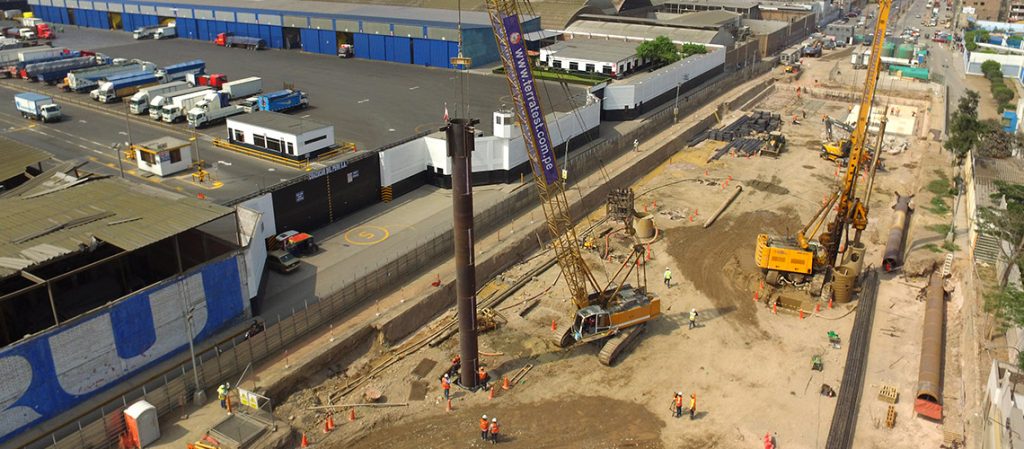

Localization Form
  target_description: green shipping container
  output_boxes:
[882,42,896,57]
[890,65,929,80]
[853,34,866,44]
[896,43,915,59]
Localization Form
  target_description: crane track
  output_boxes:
[824,269,879,449]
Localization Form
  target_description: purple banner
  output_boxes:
[501,14,559,185]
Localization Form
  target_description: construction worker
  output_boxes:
[480,415,490,441]
[217,383,229,409]
[441,373,451,401]
[673,392,683,418]
[689,308,699,329]
[689,393,697,419]
[663,268,672,288]
[478,367,490,389]
[633,139,639,152]
[447,354,461,378]
[489,417,500,444]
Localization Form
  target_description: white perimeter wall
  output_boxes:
[236,193,276,299]
[379,95,601,183]
[602,49,725,111]
[965,51,1024,78]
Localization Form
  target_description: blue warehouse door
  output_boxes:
[225,21,237,36]
[389,36,412,64]
[122,12,133,31]
[270,26,283,48]
[300,28,320,53]
[353,33,369,58]
[197,19,210,40]
[60,8,70,24]
[319,30,336,55]
[247,24,259,38]
[77,9,90,27]
[96,11,109,29]
[429,40,448,68]
[179,18,197,39]
[368,34,386,61]
[259,25,271,45]
[413,38,430,66]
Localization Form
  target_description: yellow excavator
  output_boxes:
[756,0,891,285]
[484,0,660,365]
[821,115,854,162]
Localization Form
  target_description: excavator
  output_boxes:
[484,0,660,365]
[756,0,892,286]
[821,115,854,162]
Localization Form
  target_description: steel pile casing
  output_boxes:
[883,194,912,272]
[914,270,944,420]
[447,117,481,389]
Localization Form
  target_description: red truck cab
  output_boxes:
[36,23,53,39]
[195,73,228,89]
[214,32,229,47]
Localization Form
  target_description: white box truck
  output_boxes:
[161,90,217,123]
[129,81,189,114]
[15,92,61,122]
[187,92,244,127]
[148,86,212,119]
[132,25,160,40]
[153,25,176,40]
[220,76,261,99]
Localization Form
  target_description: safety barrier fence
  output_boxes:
[23,61,774,449]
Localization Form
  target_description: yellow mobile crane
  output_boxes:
[756,0,891,283]
[484,1,660,365]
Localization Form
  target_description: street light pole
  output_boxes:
[673,82,681,123]
[180,283,206,403]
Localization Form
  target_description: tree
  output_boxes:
[636,36,680,65]
[984,286,1024,369]
[679,43,708,58]
[982,60,1003,79]
[944,90,983,163]
[980,181,1024,286]
[977,120,1023,159]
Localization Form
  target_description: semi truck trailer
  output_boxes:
[187,92,245,127]
[148,86,212,119]
[162,90,218,123]
[128,81,189,114]
[94,72,161,103]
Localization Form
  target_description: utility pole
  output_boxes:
[180,282,206,403]
[673,82,681,123]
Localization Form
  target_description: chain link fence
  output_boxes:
[26,61,774,449]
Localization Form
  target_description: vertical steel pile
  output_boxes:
[882,193,913,272]
[914,270,945,420]
[447,118,481,389]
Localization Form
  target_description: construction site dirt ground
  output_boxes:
[272,59,959,449]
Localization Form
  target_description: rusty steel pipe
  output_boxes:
[882,193,912,272]
[447,118,481,389]
[915,270,945,420]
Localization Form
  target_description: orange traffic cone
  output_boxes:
[551,320,557,331]
[753,291,759,302]
[324,414,334,433]
[759,280,764,291]
[301,433,309,448]
[694,208,699,216]
[502,376,511,390]
[828,298,833,309]
[772,302,777,315]
[799,309,805,320]
[349,409,356,422]
[704,169,708,176]
[488,386,495,400]
[815,303,821,313]
[446,399,453,412]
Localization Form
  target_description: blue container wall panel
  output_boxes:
[270,26,283,48]
[353,33,369,58]
[390,36,412,64]
[368,34,386,61]
[225,21,237,36]
[384,35,395,61]
[460,28,498,67]
[319,29,337,55]
[150,15,160,27]
[217,21,229,37]
[197,19,210,40]
[60,8,70,24]
[36,6,48,22]
[429,40,448,68]
[448,42,459,69]
[122,12,132,31]
[89,10,100,28]
[77,9,88,28]
[300,28,320,53]
[181,18,197,39]
[97,11,109,29]
[247,23,259,38]
[259,25,271,46]
[413,38,430,65]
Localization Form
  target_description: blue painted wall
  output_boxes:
[0,256,248,444]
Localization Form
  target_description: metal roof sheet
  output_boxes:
[657,9,742,27]
[565,19,727,45]
[0,138,49,184]
[0,165,232,278]
[542,39,638,62]
[228,111,332,135]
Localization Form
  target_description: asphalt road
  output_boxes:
[47,26,584,149]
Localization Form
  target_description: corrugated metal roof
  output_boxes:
[564,19,730,45]
[651,0,759,9]
[743,18,788,35]
[0,165,232,278]
[228,111,332,135]
[656,10,742,27]
[0,138,49,184]
[543,39,638,62]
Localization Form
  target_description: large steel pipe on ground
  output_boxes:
[883,193,913,272]
[703,185,742,228]
[915,270,945,420]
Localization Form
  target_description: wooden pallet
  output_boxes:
[878,384,898,404]
[885,405,896,429]
[942,430,964,448]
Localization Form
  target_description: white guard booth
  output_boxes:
[226,111,335,160]
[133,136,193,177]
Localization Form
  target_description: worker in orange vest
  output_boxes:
[479,415,490,441]
[488,417,500,444]
[478,367,490,389]
[441,373,451,401]
[689,393,697,419]
[673,392,683,418]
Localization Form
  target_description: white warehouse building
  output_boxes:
[227,111,335,160]
[539,39,644,77]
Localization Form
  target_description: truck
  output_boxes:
[10,50,82,78]
[26,55,102,84]
[132,25,160,40]
[4,10,22,19]
[14,92,61,122]
[214,32,264,50]
[153,25,176,40]
[187,92,245,127]
[187,72,227,88]
[148,86,212,119]
[128,80,189,114]
[2,47,70,77]
[17,28,34,40]
[220,76,261,99]
[155,59,204,83]
[242,89,308,113]
[66,60,154,92]
[161,90,218,123]
[93,71,161,103]
[89,69,148,100]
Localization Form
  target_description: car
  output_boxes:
[268,249,300,273]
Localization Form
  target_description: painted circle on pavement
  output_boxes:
[344,226,390,245]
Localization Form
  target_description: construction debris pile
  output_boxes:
[689,110,785,161]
